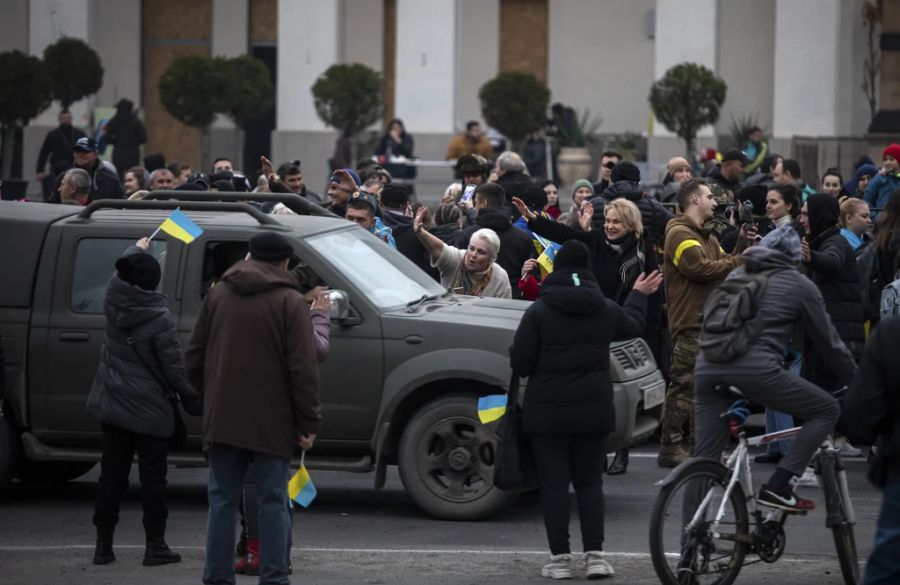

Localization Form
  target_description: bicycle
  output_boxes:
[648,384,859,585]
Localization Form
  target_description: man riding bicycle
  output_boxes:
[692,226,857,513]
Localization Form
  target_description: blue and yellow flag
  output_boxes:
[477,394,508,424]
[288,463,317,508]
[158,209,203,244]
[536,241,561,274]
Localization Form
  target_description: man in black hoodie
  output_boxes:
[592,161,673,245]
[36,109,86,199]
[455,183,534,297]
[379,184,436,278]
[801,194,866,385]
[73,137,125,201]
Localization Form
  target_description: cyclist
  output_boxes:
[692,226,857,513]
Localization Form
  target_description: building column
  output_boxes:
[772,0,841,138]
[276,0,340,133]
[211,0,249,163]
[272,0,341,193]
[650,0,718,161]
[394,0,458,134]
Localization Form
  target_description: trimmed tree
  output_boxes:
[0,50,53,179]
[159,55,229,167]
[649,62,727,158]
[42,37,104,110]
[311,63,383,164]
[479,71,551,152]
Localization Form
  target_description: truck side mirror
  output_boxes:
[327,289,350,321]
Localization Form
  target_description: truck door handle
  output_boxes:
[404,335,423,345]
[59,331,90,341]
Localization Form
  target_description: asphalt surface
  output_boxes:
[0,444,882,584]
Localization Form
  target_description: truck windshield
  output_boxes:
[306,228,446,309]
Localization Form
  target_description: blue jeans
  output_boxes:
[203,445,290,585]
[865,469,900,585]
[765,347,802,455]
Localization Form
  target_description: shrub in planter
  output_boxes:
[480,72,551,152]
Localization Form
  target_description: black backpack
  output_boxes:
[700,268,783,363]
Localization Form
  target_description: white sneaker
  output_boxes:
[796,467,818,488]
[834,437,863,457]
[541,553,573,580]
[584,551,615,579]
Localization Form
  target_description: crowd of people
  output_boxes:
[14,108,900,583]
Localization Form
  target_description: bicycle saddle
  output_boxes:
[715,384,747,401]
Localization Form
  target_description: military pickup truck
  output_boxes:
[0,194,665,520]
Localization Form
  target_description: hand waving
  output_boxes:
[632,270,663,295]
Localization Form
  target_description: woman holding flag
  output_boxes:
[509,240,661,579]
[511,197,664,475]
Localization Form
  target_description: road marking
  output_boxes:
[0,543,846,562]
[625,452,868,462]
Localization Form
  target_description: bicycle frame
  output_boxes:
[690,426,804,538]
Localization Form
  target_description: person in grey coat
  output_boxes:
[693,226,857,513]
[85,238,200,567]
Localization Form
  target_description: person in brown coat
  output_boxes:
[187,231,321,585]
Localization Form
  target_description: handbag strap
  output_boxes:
[507,373,521,411]
[112,327,178,403]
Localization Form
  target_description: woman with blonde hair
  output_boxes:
[513,196,664,474]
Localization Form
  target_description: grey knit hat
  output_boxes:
[571,179,594,198]
[759,225,801,263]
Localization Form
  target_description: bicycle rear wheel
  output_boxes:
[649,459,749,585]
[819,460,860,585]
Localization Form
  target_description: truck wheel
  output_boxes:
[398,396,517,520]
[0,410,19,490]
[15,460,96,484]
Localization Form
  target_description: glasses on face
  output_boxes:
[604,161,616,170]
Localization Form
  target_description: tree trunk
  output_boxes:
[0,123,15,179]
[684,136,696,166]
[200,126,211,171]
[234,125,245,172]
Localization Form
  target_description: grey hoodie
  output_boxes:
[695,245,857,382]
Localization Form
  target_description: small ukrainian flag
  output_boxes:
[477,394,508,424]
[158,208,203,244]
[536,241,561,274]
[288,455,317,508]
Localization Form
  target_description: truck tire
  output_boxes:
[15,459,96,484]
[0,410,18,490]
[398,395,517,520]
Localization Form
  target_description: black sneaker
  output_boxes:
[757,484,815,513]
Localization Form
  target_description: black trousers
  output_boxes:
[93,423,169,538]
[529,433,608,555]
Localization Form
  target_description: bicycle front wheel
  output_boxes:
[649,459,749,585]
[819,460,860,585]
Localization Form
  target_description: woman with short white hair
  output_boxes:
[413,207,511,298]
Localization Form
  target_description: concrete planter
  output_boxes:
[557,146,592,187]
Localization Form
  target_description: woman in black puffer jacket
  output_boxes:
[509,241,661,579]
[801,194,865,388]
[85,240,200,568]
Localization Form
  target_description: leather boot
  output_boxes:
[143,537,182,566]
[657,443,690,468]
[607,449,629,475]
[92,528,115,565]
[234,538,259,575]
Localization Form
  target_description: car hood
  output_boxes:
[383,295,528,333]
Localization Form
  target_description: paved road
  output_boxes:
[0,445,881,584]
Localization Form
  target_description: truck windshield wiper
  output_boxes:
[406,293,439,310]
